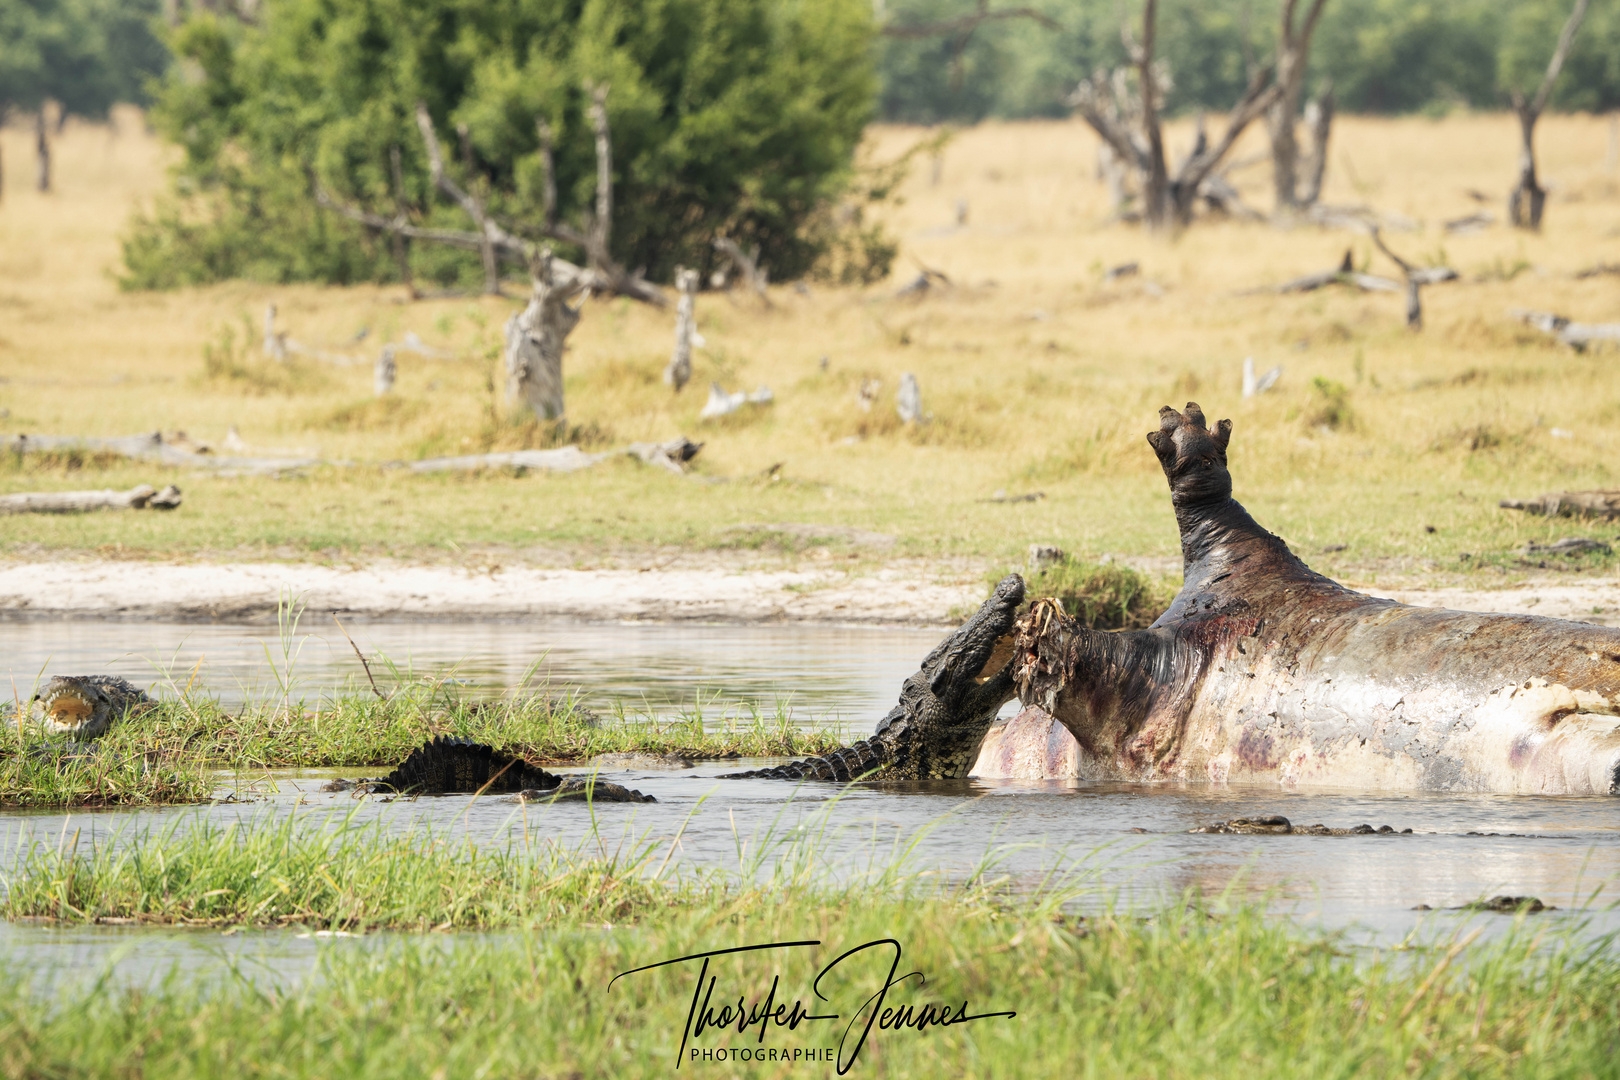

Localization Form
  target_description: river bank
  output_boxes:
[2,555,1619,626]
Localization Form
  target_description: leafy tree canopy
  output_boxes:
[876,0,1620,122]
[124,0,876,290]
[0,0,168,117]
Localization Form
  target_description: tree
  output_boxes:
[1501,0,1592,229]
[0,0,168,195]
[122,0,876,291]
[1265,0,1328,213]
[1069,0,1279,230]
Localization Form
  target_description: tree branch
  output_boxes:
[1172,64,1281,195]
[586,83,612,268]
[1530,0,1592,119]
[416,102,500,293]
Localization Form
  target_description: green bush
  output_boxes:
[123,0,877,290]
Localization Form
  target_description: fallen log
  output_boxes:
[3,432,326,475]
[406,447,601,474]
[1267,250,1405,294]
[698,383,773,420]
[1511,309,1620,350]
[404,437,703,475]
[0,484,181,515]
[1500,490,1620,518]
[627,436,703,474]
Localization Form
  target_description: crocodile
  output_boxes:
[323,735,655,801]
[725,573,1026,781]
[31,676,154,741]
[1013,403,1620,795]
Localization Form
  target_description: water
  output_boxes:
[0,618,944,723]
[3,620,1619,994]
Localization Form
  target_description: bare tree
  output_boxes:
[1369,227,1458,331]
[1297,83,1334,206]
[1509,0,1591,229]
[1069,2,1281,229]
[1266,0,1330,212]
[414,104,500,294]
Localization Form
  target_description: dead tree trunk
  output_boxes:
[1266,0,1329,212]
[1097,142,1131,216]
[374,345,397,396]
[712,237,771,305]
[1135,0,1170,228]
[504,250,583,421]
[1069,3,1280,230]
[35,109,50,193]
[1509,0,1591,230]
[1298,83,1334,206]
[1370,227,1458,331]
[585,84,613,277]
[665,267,698,392]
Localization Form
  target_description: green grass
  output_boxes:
[0,681,845,808]
[2,811,691,930]
[0,728,216,809]
[0,813,1615,1078]
[976,556,1177,629]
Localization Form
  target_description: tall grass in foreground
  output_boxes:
[2,878,1616,1077]
[2,811,704,929]
[4,807,1619,1075]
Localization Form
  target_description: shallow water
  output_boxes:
[5,764,1618,993]
[4,620,1619,994]
[0,618,942,722]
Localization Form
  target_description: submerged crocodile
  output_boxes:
[31,676,154,741]
[323,735,655,802]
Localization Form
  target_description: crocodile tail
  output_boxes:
[371,735,561,795]
[724,735,892,782]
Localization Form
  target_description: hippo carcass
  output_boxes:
[1001,403,1620,795]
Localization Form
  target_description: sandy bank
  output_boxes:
[2,559,1618,627]
[0,559,986,625]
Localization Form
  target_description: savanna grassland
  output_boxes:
[1,109,1618,584]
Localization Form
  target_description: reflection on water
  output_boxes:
[0,619,945,725]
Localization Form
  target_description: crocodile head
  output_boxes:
[873,572,1027,778]
[32,676,146,741]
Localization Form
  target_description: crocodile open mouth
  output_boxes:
[41,690,96,724]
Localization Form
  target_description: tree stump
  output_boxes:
[504,251,582,421]
[665,267,698,392]
[374,345,397,396]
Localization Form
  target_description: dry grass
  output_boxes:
[2,108,1619,579]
